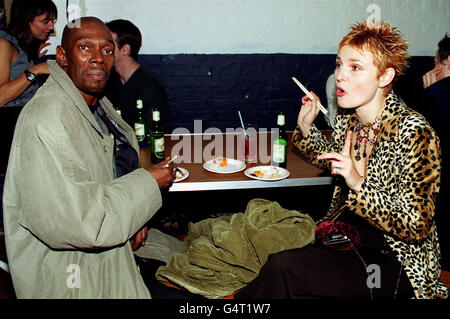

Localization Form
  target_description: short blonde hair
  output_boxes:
[338,21,409,91]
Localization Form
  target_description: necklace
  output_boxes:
[353,116,382,161]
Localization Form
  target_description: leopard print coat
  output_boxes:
[292,91,448,299]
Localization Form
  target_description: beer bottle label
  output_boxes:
[272,141,286,163]
[154,137,165,157]
[153,111,161,121]
[135,123,145,141]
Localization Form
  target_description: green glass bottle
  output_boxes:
[150,106,165,164]
[272,111,287,168]
[134,99,146,143]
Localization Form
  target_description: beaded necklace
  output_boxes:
[353,116,382,161]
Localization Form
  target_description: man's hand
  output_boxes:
[146,157,176,189]
[423,57,450,89]
[423,66,441,89]
[131,226,148,250]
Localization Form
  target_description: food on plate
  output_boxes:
[247,166,288,180]
[211,157,227,167]
[251,170,264,177]
[175,168,185,179]
[173,167,189,182]
[203,157,246,174]
[220,158,227,167]
[210,157,228,169]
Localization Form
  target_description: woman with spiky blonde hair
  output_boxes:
[236,21,448,299]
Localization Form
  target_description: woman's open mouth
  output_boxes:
[336,87,346,97]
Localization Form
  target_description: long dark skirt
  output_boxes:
[234,243,413,299]
[235,213,414,299]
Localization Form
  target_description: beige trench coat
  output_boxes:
[3,61,165,298]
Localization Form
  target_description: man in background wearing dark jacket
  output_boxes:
[105,19,171,135]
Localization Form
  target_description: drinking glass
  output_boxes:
[242,124,257,162]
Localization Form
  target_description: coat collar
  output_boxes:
[48,60,134,142]
[48,60,105,137]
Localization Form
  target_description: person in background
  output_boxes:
[325,73,339,129]
[3,17,179,298]
[422,33,450,271]
[0,1,6,30]
[422,33,449,138]
[105,19,171,134]
[0,0,56,107]
[0,0,57,233]
[423,34,450,92]
[236,21,447,299]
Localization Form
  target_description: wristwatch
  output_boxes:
[24,69,37,82]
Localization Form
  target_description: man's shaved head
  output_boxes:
[61,16,111,50]
[56,16,115,105]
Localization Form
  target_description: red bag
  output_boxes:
[315,221,360,251]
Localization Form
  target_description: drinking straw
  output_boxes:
[238,111,247,137]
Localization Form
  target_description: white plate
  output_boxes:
[174,167,189,182]
[203,157,246,174]
[244,166,290,181]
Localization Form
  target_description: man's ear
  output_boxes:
[121,44,131,56]
[56,45,68,68]
[379,67,395,88]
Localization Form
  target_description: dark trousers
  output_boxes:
[235,243,414,299]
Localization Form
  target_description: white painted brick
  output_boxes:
[46,0,449,56]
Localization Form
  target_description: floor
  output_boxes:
[1,187,449,299]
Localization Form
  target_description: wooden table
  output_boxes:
[140,131,332,192]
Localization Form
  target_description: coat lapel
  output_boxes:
[333,90,403,211]
[48,60,106,138]
[377,91,402,144]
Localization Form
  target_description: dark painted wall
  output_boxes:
[138,54,434,132]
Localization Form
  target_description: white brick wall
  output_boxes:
[48,0,449,56]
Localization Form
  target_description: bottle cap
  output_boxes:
[277,113,285,126]
[152,110,160,121]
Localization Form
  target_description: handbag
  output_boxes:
[315,206,361,251]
